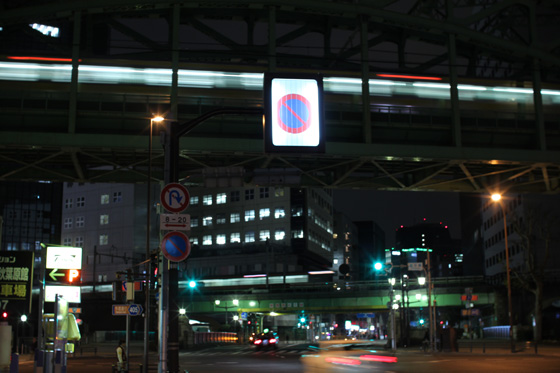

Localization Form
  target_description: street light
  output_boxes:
[491,193,515,353]
[214,299,239,326]
[145,115,164,370]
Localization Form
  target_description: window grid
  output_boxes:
[244,210,255,222]
[216,193,227,204]
[100,194,109,204]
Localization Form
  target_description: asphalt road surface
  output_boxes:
[14,341,560,373]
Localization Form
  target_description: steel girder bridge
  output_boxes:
[1,0,560,194]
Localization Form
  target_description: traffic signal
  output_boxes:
[374,262,383,271]
[152,266,159,290]
[1,311,7,319]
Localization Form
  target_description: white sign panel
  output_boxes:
[45,285,81,303]
[270,78,321,147]
[408,262,424,271]
[46,246,82,269]
[160,214,190,231]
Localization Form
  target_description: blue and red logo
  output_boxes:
[277,94,312,134]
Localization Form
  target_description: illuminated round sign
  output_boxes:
[277,94,312,134]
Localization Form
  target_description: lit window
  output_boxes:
[275,188,284,197]
[64,218,73,229]
[203,195,213,206]
[202,235,212,245]
[230,213,240,223]
[245,210,255,222]
[190,237,199,245]
[245,231,255,243]
[216,193,227,204]
[291,206,303,217]
[65,199,73,209]
[216,214,226,224]
[274,230,285,241]
[259,208,270,220]
[292,229,304,238]
[76,216,85,228]
[274,208,285,219]
[99,234,109,245]
[190,196,199,205]
[333,258,339,264]
[190,217,199,228]
[203,216,213,226]
[100,214,109,225]
[76,196,85,207]
[29,23,59,37]
[113,192,122,203]
[259,230,270,241]
[230,232,241,243]
[216,234,226,245]
[100,194,109,205]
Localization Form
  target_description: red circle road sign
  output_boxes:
[160,231,191,262]
[160,183,190,213]
[276,93,312,134]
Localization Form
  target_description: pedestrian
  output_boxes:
[116,339,127,372]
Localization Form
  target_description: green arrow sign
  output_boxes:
[49,268,65,281]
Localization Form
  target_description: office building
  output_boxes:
[182,186,334,280]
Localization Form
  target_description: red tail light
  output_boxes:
[254,340,262,345]
[269,338,277,344]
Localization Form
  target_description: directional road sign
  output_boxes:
[48,268,81,283]
[160,183,190,213]
[160,231,191,262]
[160,214,190,231]
[128,304,143,316]
[112,304,144,316]
[408,262,424,271]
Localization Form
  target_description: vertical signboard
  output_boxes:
[264,73,325,153]
[0,251,34,315]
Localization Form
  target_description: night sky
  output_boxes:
[333,190,462,248]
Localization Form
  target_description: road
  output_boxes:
[14,341,560,373]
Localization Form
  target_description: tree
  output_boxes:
[510,207,556,342]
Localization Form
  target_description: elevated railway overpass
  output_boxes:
[1,0,560,193]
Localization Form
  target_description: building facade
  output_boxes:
[394,221,462,277]
[182,186,334,280]
[61,182,160,284]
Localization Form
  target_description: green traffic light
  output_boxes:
[300,317,306,323]
[419,319,425,325]
[374,262,383,271]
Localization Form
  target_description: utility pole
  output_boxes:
[160,107,263,373]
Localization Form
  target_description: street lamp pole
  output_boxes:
[491,193,515,353]
[145,116,163,370]
[215,299,239,327]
